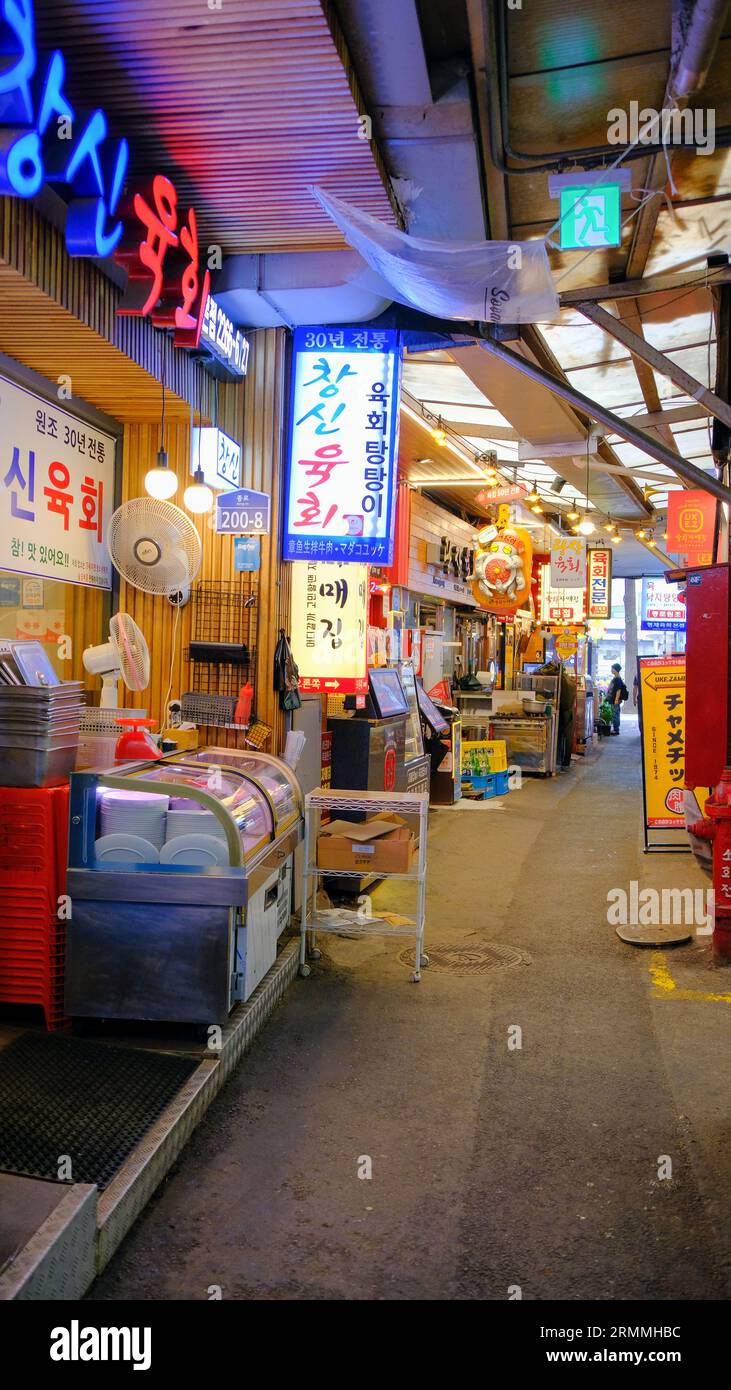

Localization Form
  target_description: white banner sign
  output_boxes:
[0,375,115,589]
[540,565,585,623]
[641,577,686,631]
[290,561,368,694]
[550,535,586,588]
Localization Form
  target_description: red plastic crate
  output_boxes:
[0,786,71,1030]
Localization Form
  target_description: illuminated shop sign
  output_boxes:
[283,326,402,565]
[191,427,241,491]
[0,374,115,590]
[587,546,612,619]
[0,0,209,347]
[290,561,368,694]
[550,536,586,589]
[114,174,210,347]
[200,294,249,378]
[640,577,686,631]
[0,0,129,257]
[540,565,585,623]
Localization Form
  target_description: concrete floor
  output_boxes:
[91,717,731,1301]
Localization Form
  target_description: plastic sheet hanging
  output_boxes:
[313,188,559,326]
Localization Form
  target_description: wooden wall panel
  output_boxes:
[117,329,290,753]
[0,197,217,420]
[408,492,480,606]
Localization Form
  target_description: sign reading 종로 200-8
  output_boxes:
[283,326,402,565]
[216,488,271,536]
[0,376,115,589]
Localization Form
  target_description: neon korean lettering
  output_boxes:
[0,0,128,255]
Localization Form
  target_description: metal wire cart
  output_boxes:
[299,788,429,982]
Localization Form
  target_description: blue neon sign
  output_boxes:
[0,0,129,257]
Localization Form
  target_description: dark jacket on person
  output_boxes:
[607,674,628,705]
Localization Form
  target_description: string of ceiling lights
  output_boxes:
[413,397,669,548]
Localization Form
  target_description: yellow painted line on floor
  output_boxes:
[650,950,731,1004]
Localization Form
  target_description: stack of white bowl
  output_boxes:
[98,790,169,849]
[164,808,228,845]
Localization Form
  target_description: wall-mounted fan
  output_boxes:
[83,613,150,707]
[107,498,202,603]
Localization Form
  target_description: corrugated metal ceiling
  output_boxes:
[34,0,397,253]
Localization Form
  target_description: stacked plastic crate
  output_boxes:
[0,786,70,1030]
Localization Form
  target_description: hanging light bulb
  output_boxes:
[430,416,446,445]
[577,514,596,536]
[636,528,646,540]
[647,532,657,548]
[145,446,178,500]
[184,465,214,514]
[567,504,580,521]
[530,503,544,514]
[145,333,178,500]
[611,532,622,544]
[526,481,540,503]
[603,519,615,533]
[185,379,214,513]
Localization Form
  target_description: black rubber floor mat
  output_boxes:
[0,1032,197,1189]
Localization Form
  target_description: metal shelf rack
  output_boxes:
[299,788,430,982]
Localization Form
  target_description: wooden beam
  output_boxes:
[615,298,681,454]
[478,333,731,505]
[559,265,731,306]
[619,403,709,429]
[576,301,731,431]
[440,420,518,440]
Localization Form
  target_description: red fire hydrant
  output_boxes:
[688,767,731,961]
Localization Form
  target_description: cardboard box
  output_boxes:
[316,813,416,874]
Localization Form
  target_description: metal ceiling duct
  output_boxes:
[212,250,393,329]
[671,0,731,98]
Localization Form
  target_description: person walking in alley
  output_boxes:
[606,662,629,735]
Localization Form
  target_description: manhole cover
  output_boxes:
[399,942,530,975]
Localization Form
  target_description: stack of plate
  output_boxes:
[165,808,228,844]
[99,789,169,848]
[0,682,85,787]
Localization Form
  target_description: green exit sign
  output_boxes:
[559,182,622,250]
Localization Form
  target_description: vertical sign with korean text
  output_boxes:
[640,577,686,631]
[587,546,612,619]
[0,376,115,588]
[550,536,586,588]
[667,490,715,559]
[284,326,402,564]
[638,656,687,849]
[540,566,585,623]
[290,562,368,694]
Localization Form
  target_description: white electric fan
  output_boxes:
[106,498,203,603]
[83,613,151,708]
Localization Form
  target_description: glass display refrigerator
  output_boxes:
[64,748,304,1025]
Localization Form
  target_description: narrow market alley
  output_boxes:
[90,727,731,1302]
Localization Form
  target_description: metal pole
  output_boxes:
[576,301,731,432]
[477,335,731,508]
